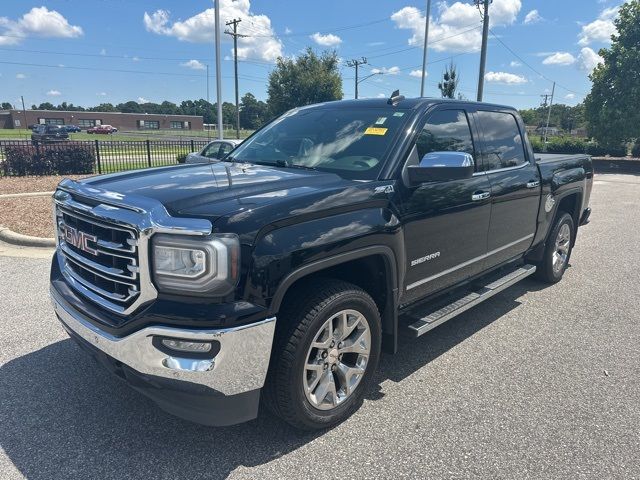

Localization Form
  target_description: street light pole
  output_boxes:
[214,2,223,139]
[476,0,490,102]
[346,58,368,99]
[420,0,432,97]
[21,95,28,131]
[206,64,211,140]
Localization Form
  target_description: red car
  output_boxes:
[87,124,118,134]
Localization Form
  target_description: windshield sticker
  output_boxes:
[393,112,405,117]
[364,127,388,136]
[375,117,387,125]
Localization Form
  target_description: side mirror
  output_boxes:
[407,151,474,185]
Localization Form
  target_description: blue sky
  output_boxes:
[0,0,622,110]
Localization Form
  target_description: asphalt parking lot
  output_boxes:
[1,173,639,480]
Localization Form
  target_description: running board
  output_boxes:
[405,264,537,337]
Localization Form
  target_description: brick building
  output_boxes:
[0,109,203,131]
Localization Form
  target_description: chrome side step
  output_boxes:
[405,264,537,337]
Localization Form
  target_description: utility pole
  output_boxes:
[420,0,432,97]
[476,0,491,101]
[346,58,367,99]
[543,82,556,147]
[20,96,28,131]
[206,64,211,141]
[225,18,248,140]
[214,2,223,139]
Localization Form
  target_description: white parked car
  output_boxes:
[184,139,242,164]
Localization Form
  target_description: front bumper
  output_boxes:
[50,287,276,426]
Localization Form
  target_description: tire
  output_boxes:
[264,279,381,430]
[535,212,575,283]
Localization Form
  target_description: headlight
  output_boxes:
[151,233,240,296]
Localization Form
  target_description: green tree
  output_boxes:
[36,102,56,110]
[438,62,459,99]
[239,92,269,129]
[585,0,640,145]
[267,48,342,117]
[89,103,117,112]
[117,101,142,113]
[1,102,13,110]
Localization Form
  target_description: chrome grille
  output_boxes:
[55,201,141,312]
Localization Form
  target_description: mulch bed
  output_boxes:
[0,175,91,195]
[0,196,56,238]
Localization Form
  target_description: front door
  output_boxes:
[398,108,492,305]
[475,110,540,268]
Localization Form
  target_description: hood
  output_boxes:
[83,162,350,219]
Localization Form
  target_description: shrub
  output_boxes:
[176,153,187,164]
[2,143,95,176]
[545,137,588,154]
[529,136,543,153]
[586,142,627,157]
[631,141,640,158]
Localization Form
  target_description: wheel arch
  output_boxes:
[268,246,400,354]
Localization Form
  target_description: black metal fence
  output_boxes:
[0,139,209,176]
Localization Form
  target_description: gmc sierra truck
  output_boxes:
[50,93,593,430]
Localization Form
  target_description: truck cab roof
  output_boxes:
[309,96,516,112]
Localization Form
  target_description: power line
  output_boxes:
[488,28,588,97]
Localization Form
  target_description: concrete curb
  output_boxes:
[0,226,56,248]
[0,191,54,199]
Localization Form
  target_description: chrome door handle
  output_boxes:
[526,180,540,188]
[471,191,491,201]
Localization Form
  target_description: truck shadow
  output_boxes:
[1,278,545,480]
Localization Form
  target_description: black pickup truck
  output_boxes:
[50,94,593,430]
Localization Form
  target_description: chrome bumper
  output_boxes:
[50,287,276,397]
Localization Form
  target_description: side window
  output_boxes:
[477,111,527,171]
[202,142,221,159]
[219,143,234,158]
[415,109,475,164]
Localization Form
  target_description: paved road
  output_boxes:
[1,174,639,480]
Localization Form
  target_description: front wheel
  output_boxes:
[535,212,575,283]
[264,280,381,430]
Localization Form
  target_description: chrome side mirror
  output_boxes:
[407,151,475,185]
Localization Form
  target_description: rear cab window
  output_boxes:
[476,110,527,171]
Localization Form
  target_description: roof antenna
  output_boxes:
[387,89,405,106]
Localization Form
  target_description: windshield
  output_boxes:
[229,107,410,180]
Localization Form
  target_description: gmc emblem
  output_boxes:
[62,224,98,256]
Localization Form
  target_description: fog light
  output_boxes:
[161,339,212,353]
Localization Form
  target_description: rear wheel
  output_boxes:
[535,212,574,283]
[264,280,381,430]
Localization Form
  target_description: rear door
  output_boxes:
[398,107,492,304]
[475,109,540,268]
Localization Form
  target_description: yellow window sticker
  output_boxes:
[364,127,388,136]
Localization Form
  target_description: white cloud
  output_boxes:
[180,59,206,70]
[132,56,140,62]
[484,71,527,84]
[523,9,542,24]
[284,27,292,35]
[409,69,426,78]
[138,97,150,104]
[100,48,106,55]
[47,90,61,96]
[391,0,521,53]
[376,93,387,98]
[16,73,26,79]
[310,32,342,47]
[542,52,576,66]
[97,92,107,96]
[578,6,618,46]
[143,1,283,62]
[565,93,576,100]
[510,60,521,67]
[578,47,604,72]
[0,7,83,45]
[371,66,400,75]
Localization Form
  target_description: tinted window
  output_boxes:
[230,107,411,180]
[477,111,526,171]
[415,109,475,164]
[219,142,234,158]
[202,142,221,159]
